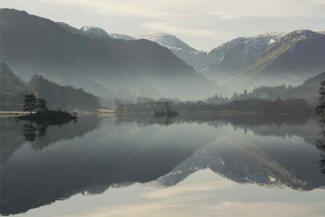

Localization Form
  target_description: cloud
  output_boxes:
[1,0,324,50]
[142,22,222,39]
[34,0,325,18]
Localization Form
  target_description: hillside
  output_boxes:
[237,30,325,86]
[0,9,214,100]
[0,63,100,111]
[217,71,325,105]
[0,62,30,110]
[30,75,100,111]
[205,34,282,80]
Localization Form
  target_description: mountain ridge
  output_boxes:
[0,8,214,100]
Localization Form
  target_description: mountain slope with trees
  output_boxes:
[30,75,100,111]
[0,9,214,100]
[207,71,325,105]
[0,62,100,111]
[0,62,30,110]
[237,30,325,86]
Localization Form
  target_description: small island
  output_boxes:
[17,94,77,125]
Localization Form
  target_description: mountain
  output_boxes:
[110,33,135,40]
[236,30,325,86]
[29,75,100,111]
[0,9,214,100]
[205,33,282,80]
[140,33,209,72]
[80,26,111,38]
[0,62,100,111]
[0,62,30,110]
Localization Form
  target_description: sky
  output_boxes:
[1,0,325,51]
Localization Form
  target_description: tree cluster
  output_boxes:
[23,94,48,115]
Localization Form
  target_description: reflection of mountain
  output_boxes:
[0,115,101,163]
[0,117,206,215]
[116,114,324,190]
[0,118,26,163]
[1,115,324,215]
[0,62,30,110]
[115,113,316,143]
[158,136,325,190]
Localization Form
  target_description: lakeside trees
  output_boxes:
[23,94,37,115]
[23,94,49,115]
[316,80,325,117]
[117,98,311,115]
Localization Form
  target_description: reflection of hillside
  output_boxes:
[1,114,324,215]
[115,113,318,145]
[316,115,325,174]
[159,127,325,191]
[0,118,205,215]
[0,118,25,163]
[30,115,101,150]
[0,115,101,163]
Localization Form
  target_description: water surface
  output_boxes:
[1,114,324,217]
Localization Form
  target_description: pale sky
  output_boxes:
[1,0,325,51]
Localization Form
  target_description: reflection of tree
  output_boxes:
[316,80,325,174]
[23,123,37,141]
[320,153,325,174]
[317,118,325,174]
[1,116,101,164]
[23,122,48,144]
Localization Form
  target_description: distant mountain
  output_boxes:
[0,62,30,110]
[0,62,100,111]
[0,9,214,100]
[205,34,282,80]
[238,30,325,86]
[140,33,209,72]
[110,33,135,40]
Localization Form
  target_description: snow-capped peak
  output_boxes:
[140,32,198,52]
[80,26,110,38]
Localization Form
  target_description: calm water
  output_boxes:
[1,114,325,217]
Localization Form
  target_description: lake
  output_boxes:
[1,113,325,217]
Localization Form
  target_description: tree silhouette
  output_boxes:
[316,80,325,117]
[37,98,48,111]
[23,94,37,115]
[23,123,36,141]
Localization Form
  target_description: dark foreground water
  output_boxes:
[1,113,325,217]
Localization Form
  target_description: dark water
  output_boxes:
[1,114,325,217]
